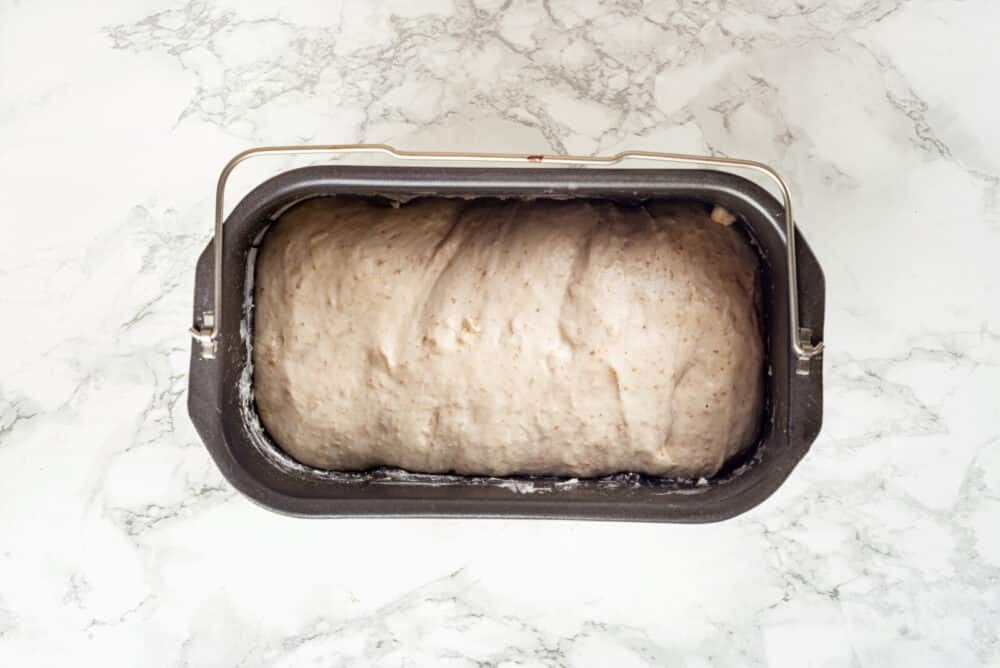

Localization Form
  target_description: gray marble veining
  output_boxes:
[0,0,997,665]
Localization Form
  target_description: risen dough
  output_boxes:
[253,196,763,478]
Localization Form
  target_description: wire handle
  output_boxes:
[191,144,823,372]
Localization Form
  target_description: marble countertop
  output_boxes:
[1,1,998,665]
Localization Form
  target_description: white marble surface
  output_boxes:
[1,0,998,665]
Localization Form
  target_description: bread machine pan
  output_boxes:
[187,145,825,522]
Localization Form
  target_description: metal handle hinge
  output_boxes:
[795,327,821,375]
[191,311,216,359]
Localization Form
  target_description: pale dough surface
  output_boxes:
[253,196,764,478]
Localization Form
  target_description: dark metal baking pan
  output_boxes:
[188,159,824,522]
